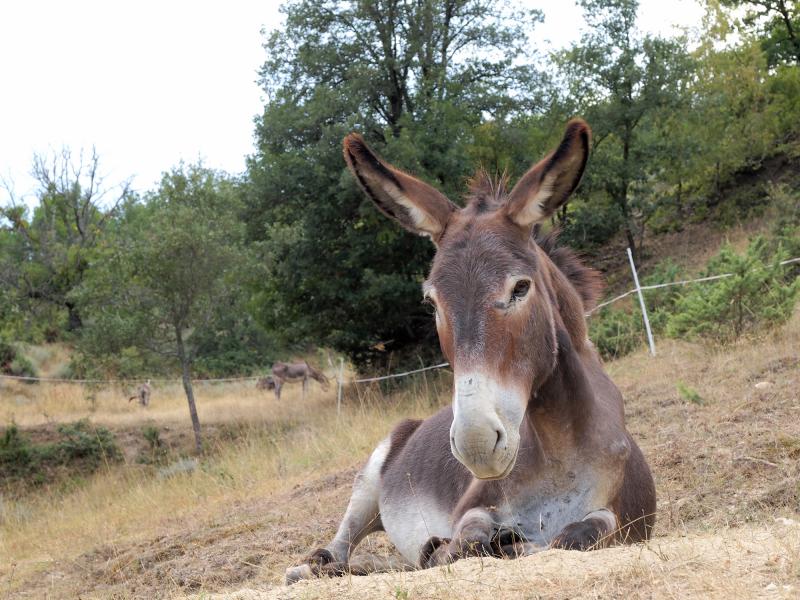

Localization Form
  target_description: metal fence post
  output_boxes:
[627,247,656,356]
[337,357,344,415]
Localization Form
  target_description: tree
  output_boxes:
[557,0,691,261]
[76,164,247,452]
[248,0,544,367]
[0,149,131,338]
[721,0,800,65]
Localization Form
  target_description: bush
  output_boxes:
[8,355,38,378]
[54,420,120,467]
[589,307,645,359]
[0,337,38,379]
[667,237,799,342]
[0,420,121,488]
[642,259,685,334]
[0,424,36,478]
[0,336,15,372]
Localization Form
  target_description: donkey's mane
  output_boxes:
[464,170,603,312]
[534,230,604,312]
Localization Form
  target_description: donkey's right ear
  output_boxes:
[343,133,456,241]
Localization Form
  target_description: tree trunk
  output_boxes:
[620,133,638,263]
[175,326,202,453]
[65,300,82,331]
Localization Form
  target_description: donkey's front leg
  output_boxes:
[420,508,504,568]
[285,439,388,584]
[550,508,618,550]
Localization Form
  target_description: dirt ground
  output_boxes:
[3,314,799,599]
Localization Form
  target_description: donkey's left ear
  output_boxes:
[506,119,591,228]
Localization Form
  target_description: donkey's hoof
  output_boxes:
[285,548,336,584]
[285,563,313,585]
[307,548,335,567]
[550,521,602,551]
[319,561,351,577]
[419,536,452,568]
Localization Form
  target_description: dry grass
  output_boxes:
[0,372,449,598]
[217,521,800,599]
[1,313,798,599]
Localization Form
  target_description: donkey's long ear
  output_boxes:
[506,119,591,228]
[343,133,456,241]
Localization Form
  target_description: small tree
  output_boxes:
[77,164,246,452]
[667,237,799,342]
[0,149,131,338]
[557,0,691,261]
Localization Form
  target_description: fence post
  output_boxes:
[337,357,344,416]
[627,247,656,357]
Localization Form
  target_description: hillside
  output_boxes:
[2,304,798,598]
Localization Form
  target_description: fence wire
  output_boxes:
[2,255,798,387]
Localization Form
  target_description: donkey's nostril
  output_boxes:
[494,428,506,452]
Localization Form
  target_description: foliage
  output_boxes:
[0,149,132,339]
[0,420,120,487]
[0,336,38,378]
[556,0,693,259]
[721,0,800,66]
[588,258,685,359]
[74,164,255,450]
[589,306,645,359]
[247,0,546,367]
[667,237,800,342]
[676,381,704,405]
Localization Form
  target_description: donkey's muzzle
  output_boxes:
[450,373,524,479]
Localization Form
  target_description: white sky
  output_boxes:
[0,0,704,207]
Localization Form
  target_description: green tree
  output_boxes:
[558,0,691,261]
[0,149,131,339]
[248,0,544,367]
[721,0,800,65]
[76,164,248,452]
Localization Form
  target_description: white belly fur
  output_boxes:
[379,468,601,561]
[379,494,453,564]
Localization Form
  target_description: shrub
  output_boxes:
[0,420,121,488]
[667,237,799,342]
[54,420,120,467]
[642,259,685,334]
[0,424,36,478]
[589,306,645,359]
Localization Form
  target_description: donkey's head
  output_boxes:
[344,120,591,479]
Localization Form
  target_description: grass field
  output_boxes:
[1,312,799,598]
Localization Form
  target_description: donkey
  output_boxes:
[263,361,330,400]
[285,119,656,584]
[128,379,151,407]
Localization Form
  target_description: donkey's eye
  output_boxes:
[510,279,531,302]
[422,296,437,315]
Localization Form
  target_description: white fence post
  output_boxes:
[337,357,344,416]
[627,247,656,357]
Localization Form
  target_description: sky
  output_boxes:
[0,0,704,207]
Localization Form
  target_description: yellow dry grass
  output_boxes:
[1,312,798,599]
[0,372,449,596]
[216,521,800,600]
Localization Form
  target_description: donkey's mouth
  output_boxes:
[451,442,519,480]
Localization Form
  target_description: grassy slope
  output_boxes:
[1,310,798,598]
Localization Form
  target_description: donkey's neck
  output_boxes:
[529,329,595,434]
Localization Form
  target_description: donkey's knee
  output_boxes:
[550,509,617,551]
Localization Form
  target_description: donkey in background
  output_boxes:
[128,380,151,407]
[257,361,330,400]
[286,119,656,583]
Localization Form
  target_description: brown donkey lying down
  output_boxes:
[286,119,656,583]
